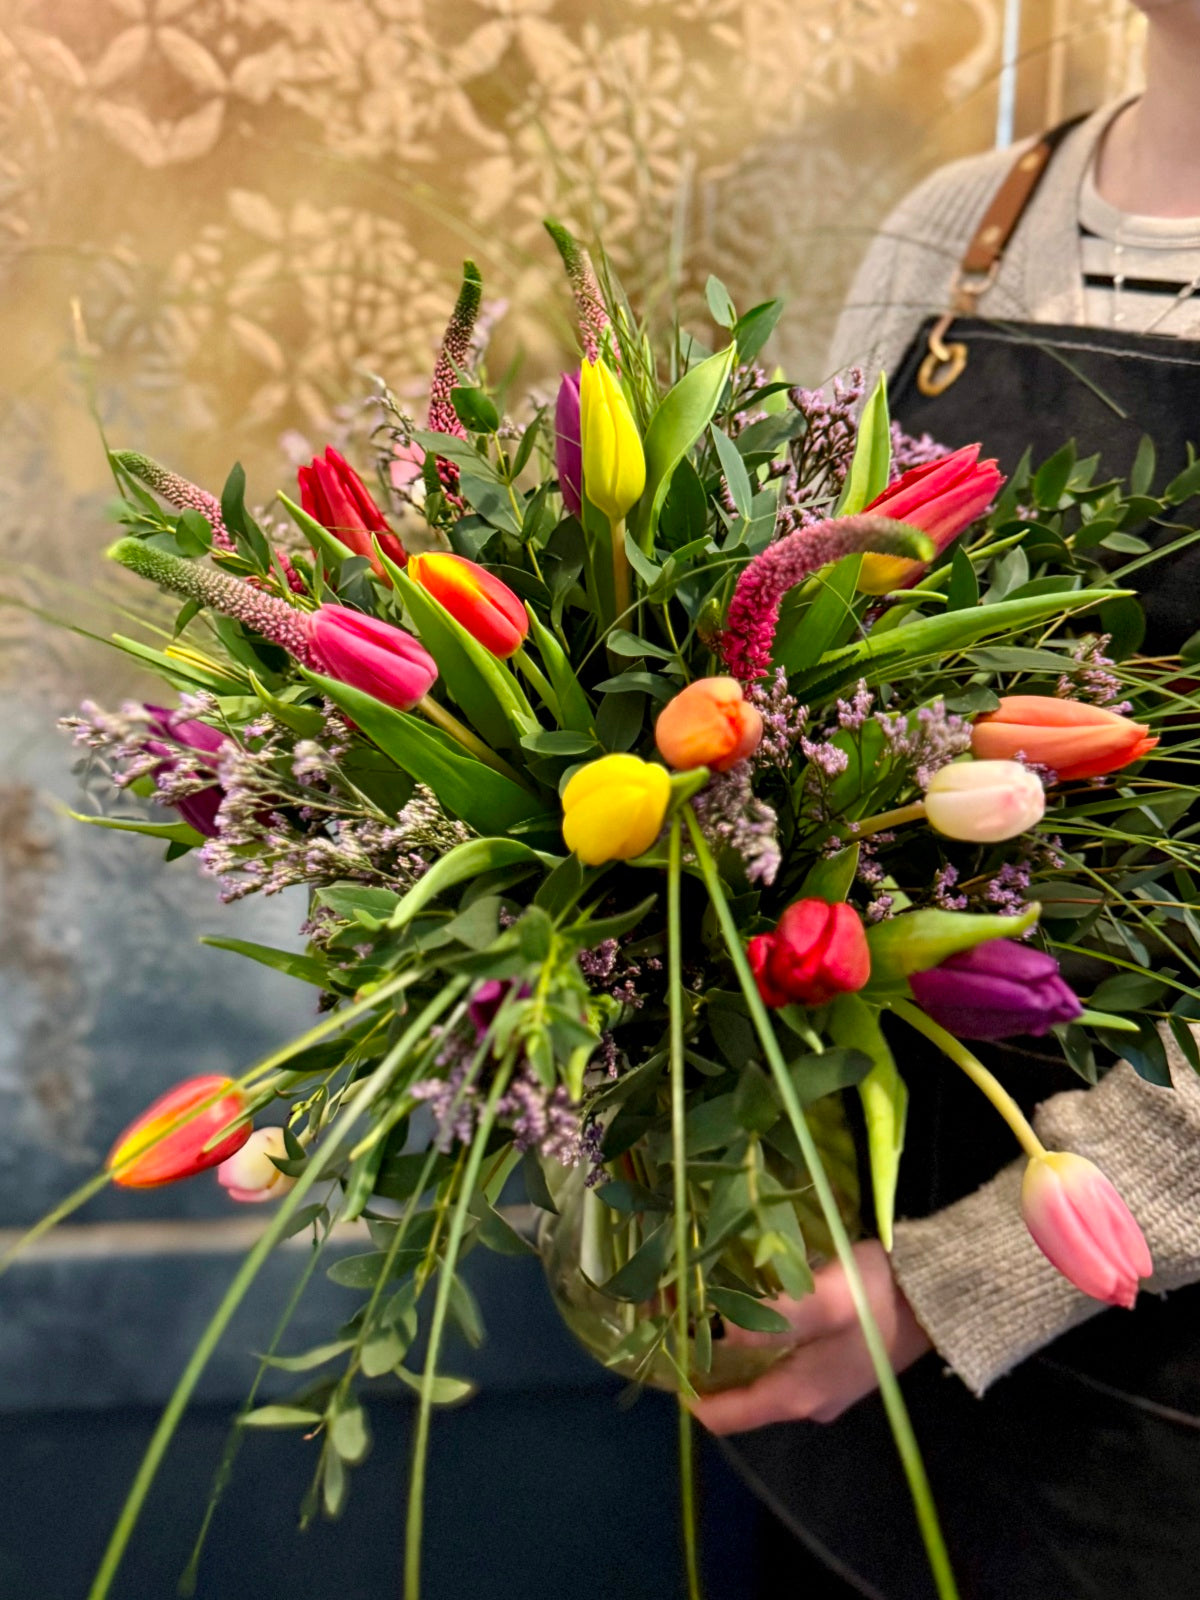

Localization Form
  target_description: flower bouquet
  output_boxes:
[24,225,1200,1600]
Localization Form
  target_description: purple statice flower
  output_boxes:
[800,735,849,777]
[578,940,620,984]
[930,862,969,911]
[1056,633,1132,713]
[594,1032,621,1080]
[888,422,949,479]
[837,679,874,732]
[691,761,781,886]
[986,859,1034,919]
[750,669,807,768]
[865,894,895,923]
[875,699,972,787]
[412,1061,479,1153]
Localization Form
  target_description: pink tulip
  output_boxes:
[307,605,438,711]
[857,443,1003,594]
[1021,1150,1152,1307]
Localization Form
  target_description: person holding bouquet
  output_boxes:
[703,5,1200,1597]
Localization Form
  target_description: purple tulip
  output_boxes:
[555,370,583,517]
[146,706,227,837]
[908,939,1082,1040]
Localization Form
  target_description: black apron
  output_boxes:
[726,119,1200,1600]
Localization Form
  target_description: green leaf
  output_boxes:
[388,836,549,929]
[705,274,736,329]
[1090,972,1165,1011]
[595,1218,675,1302]
[605,628,676,662]
[829,995,907,1250]
[389,563,536,749]
[451,385,501,433]
[788,1047,874,1104]
[239,1406,321,1429]
[596,1178,671,1213]
[258,1340,354,1373]
[326,1253,395,1289]
[774,553,863,675]
[631,345,737,552]
[306,671,551,837]
[199,936,330,987]
[1033,442,1075,507]
[1102,1019,1171,1086]
[524,609,595,735]
[110,634,247,695]
[798,844,859,903]
[707,1286,791,1334]
[64,810,205,847]
[1131,434,1156,497]
[835,372,890,514]
[864,904,1040,988]
[329,1403,371,1464]
[393,1368,477,1405]
[712,425,754,521]
[730,300,784,366]
[520,729,598,756]
[947,545,980,611]
[473,1204,536,1257]
[277,491,357,570]
[247,672,325,737]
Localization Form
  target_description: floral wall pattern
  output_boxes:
[0,0,1143,1200]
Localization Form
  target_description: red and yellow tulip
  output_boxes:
[107,1074,251,1189]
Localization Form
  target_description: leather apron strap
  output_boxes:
[918,113,1090,396]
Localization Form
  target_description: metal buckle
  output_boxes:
[916,313,967,397]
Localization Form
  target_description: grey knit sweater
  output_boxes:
[826,100,1200,1395]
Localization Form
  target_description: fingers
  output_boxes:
[689,1346,830,1434]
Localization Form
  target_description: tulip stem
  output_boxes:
[891,1000,1047,1160]
[610,516,632,622]
[852,800,926,838]
[511,645,559,717]
[684,807,961,1600]
[415,694,527,787]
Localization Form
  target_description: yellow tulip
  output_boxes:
[579,359,646,522]
[561,753,670,865]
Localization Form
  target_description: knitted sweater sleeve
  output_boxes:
[890,1030,1200,1396]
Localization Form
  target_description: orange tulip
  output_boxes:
[655,677,763,772]
[108,1074,251,1189]
[971,695,1157,782]
[407,551,529,659]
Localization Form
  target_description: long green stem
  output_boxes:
[683,808,960,1600]
[415,694,526,786]
[852,800,926,838]
[86,980,465,1600]
[611,516,631,620]
[667,816,703,1600]
[892,1000,1046,1160]
[404,1052,516,1600]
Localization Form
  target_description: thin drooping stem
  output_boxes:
[86,980,466,1600]
[404,1052,516,1600]
[667,815,703,1600]
[683,808,960,1600]
[892,1000,1046,1160]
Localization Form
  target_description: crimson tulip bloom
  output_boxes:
[971,695,1158,781]
[407,551,529,659]
[307,605,437,710]
[108,1074,251,1188]
[856,443,1003,594]
[555,370,583,516]
[747,899,871,1008]
[655,677,763,772]
[1021,1151,1152,1307]
[299,446,408,577]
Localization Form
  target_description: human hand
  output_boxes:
[690,1240,932,1434]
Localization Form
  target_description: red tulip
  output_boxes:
[747,899,871,1008]
[407,551,528,659]
[971,695,1157,781]
[655,677,763,772]
[1021,1151,1152,1307]
[856,444,1003,594]
[108,1075,250,1189]
[299,446,408,578]
[307,605,438,710]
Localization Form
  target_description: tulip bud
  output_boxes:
[922,759,1045,842]
[971,695,1157,782]
[856,444,1003,594]
[555,370,583,516]
[908,939,1081,1039]
[561,754,670,865]
[299,447,408,578]
[655,677,763,773]
[144,705,227,837]
[407,551,529,659]
[747,899,870,1009]
[108,1075,251,1189]
[1021,1150,1152,1307]
[217,1127,297,1204]
[579,359,646,522]
[307,605,438,711]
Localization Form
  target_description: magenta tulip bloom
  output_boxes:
[908,939,1081,1040]
[146,705,227,837]
[555,370,583,516]
[307,605,438,711]
[1022,1151,1152,1307]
